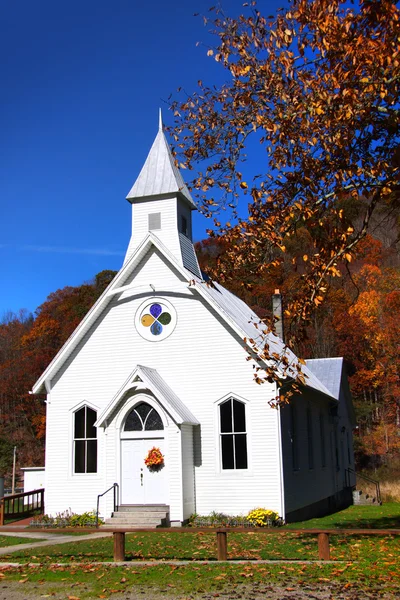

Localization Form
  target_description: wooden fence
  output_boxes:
[0,525,399,562]
[0,489,44,526]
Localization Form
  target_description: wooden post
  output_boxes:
[12,446,16,496]
[317,532,330,560]
[216,530,228,561]
[113,532,125,561]
[0,498,4,527]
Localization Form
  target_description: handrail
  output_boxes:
[346,467,381,504]
[0,488,45,526]
[96,483,119,527]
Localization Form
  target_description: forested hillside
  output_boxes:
[196,218,400,469]
[0,270,116,480]
[0,227,398,482]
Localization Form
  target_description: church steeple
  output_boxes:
[126,112,195,208]
[124,115,200,278]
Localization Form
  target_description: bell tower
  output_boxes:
[124,112,200,278]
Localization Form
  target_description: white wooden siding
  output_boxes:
[181,424,195,520]
[125,197,183,266]
[46,247,282,519]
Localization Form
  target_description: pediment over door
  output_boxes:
[95,364,199,429]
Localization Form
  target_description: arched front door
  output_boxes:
[120,401,166,505]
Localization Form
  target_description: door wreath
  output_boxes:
[144,446,164,471]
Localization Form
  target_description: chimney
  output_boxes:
[272,289,284,341]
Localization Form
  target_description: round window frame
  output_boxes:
[135,297,177,342]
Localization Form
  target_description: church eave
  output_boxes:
[126,189,196,209]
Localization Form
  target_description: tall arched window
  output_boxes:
[219,398,247,469]
[74,406,97,473]
[124,402,164,431]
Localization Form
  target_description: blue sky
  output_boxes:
[1,0,287,317]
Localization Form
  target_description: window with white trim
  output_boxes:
[219,398,248,469]
[74,406,97,473]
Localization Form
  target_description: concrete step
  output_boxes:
[105,523,165,529]
[105,519,165,526]
[111,511,167,519]
[118,504,168,513]
[103,505,170,529]
[106,515,167,523]
[352,490,378,505]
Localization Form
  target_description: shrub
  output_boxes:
[246,508,280,527]
[189,509,282,528]
[188,511,248,527]
[30,509,103,527]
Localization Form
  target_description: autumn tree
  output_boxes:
[0,270,117,478]
[171,0,400,370]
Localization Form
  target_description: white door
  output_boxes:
[121,438,166,504]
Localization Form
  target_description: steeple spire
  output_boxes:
[159,107,163,131]
[123,116,201,277]
[126,117,195,207]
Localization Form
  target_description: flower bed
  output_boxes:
[189,509,283,528]
[30,509,103,528]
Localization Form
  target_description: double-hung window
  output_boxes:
[74,406,97,473]
[219,398,248,469]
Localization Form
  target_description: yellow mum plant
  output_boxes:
[246,508,279,527]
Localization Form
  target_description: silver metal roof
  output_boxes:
[179,232,202,278]
[136,365,199,425]
[126,125,196,208]
[305,357,344,400]
[193,278,335,399]
[96,363,199,427]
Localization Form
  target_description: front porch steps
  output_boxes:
[352,490,381,505]
[104,504,170,528]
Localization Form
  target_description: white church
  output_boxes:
[32,118,356,525]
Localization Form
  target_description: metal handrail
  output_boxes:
[96,483,119,527]
[346,467,382,504]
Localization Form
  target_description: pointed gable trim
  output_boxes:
[95,365,199,427]
[32,231,333,401]
[32,233,196,394]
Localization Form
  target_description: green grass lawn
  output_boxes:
[0,560,399,599]
[0,504,399,599]
[0,529,398,563]
[284,502,400,529]
[0,535,46,547]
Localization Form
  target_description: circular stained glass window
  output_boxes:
[135,298,177,341]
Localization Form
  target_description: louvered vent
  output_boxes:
[148,212,161,230]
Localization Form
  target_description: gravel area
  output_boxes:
[0,580,398,599]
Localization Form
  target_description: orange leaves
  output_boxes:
[171,0,400,414]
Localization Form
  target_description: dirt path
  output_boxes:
[0,580,398,600]
[0,532,112,556]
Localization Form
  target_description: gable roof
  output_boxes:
[32,232,334,400]
[95,364,199,427]
[306,357,343,400]
[179,232,202,278]
[192,278,334,399]
[306,357,356,424]
[126,124,196,208]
